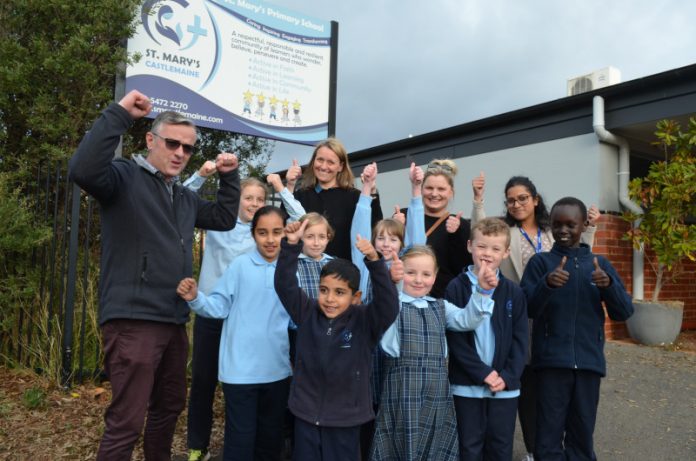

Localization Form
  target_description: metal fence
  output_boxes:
[2,162,283,388]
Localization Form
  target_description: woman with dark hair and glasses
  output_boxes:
[470,174,599,461]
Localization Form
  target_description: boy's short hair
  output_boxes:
[401,245,439,273]
[551,196,588,221]
[471,217,512,247]
[299,212,335,241]
[320,258,360,293]
[372,219,405,247]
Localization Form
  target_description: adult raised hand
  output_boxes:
[286,158,302,191]
[546,256,569,288]
[587,204,601,227]
[472,171,485,203]
[445,212,463,233]
[118,90,152,119]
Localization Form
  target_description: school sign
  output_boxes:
[126,0,336,145]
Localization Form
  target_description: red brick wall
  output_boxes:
[593,214,696,339]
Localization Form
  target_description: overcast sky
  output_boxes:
[264,0,696,171]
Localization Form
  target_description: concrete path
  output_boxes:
[178,341,696,460]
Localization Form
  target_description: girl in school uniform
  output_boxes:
[369,246,495,461]
[177,206,291,461]
[183,174,267,461]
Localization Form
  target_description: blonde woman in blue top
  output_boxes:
[177,206,291,461]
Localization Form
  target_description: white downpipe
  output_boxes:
[592,96,644,300]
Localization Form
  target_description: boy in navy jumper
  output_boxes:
[274,220,399,461]
[520,197,633,461]
[445,218,528,461]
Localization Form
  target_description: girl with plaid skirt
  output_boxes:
[369,246,495,461]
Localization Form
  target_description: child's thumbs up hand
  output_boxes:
[285,219,308,244]
[392,204,406,224]
[477,259,498,291]
[390,252,404,283]
[446,212,463,233]
[356,234,379,261]
[546,256,570,288]
[591,256,611,287]
[472,171,485,202]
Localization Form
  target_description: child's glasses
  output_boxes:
[505,194,531,207]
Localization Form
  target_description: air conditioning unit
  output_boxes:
[567,66,621,96]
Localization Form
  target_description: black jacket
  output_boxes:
[274,240,399,427]
[520,243,634,376]
[445,271,528,390]
[69,103,239,325]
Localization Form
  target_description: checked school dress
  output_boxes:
[370,299,459,460]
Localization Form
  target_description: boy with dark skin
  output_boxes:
[520,197,633,461]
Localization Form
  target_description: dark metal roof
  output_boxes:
[347,63,696,172]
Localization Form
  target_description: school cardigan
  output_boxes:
[445,267,528,392]
[188,248,292,384]
[520,243,633,376]
[68,103,240,325]
[274,239,399,427]
[293,186,383,260]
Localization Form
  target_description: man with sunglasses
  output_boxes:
[69,89,240,461]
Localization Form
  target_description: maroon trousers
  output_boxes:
[97,319,188,461]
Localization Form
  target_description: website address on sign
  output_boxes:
[151,105,224,125]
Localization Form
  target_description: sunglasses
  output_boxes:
[505,194,532,207]
[426,162,454,173]
[151,132,196,155]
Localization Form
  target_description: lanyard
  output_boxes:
[519,227,542,254]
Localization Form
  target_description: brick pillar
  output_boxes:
[593,214,696,339]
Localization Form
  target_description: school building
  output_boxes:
[347,63,696,339]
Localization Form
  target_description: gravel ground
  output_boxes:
[180,340,696,461]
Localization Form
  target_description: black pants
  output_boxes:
[535,368,601,461]
[221,378,290,461]
[187,315,223,451]
[294,417,360,461]
[518,365,538,453]
[454,395,518,461]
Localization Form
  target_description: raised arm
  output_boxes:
[471,171,486,225]
[68,95,146,202]
[405,163,426,246]
[183,160,217,193]
[193,156,240,231]
[274,221,315,325]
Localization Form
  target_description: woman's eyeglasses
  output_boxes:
[505,194,531,207]
[152,132,196,155]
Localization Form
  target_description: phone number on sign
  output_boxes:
[150,97,189,111]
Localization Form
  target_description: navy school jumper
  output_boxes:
[445,270,528,390]
[274,239,400,427]
[520,243,633,376]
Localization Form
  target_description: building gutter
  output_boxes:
[592,95,644,300]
